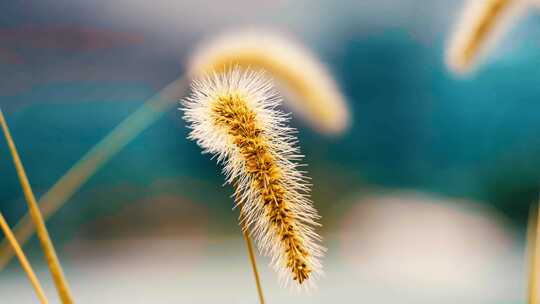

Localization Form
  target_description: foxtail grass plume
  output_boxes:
[182,68,324,287]
[446,0,528,75]
[189,31,349,135]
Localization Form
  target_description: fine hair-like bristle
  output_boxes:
[446,0,527,75]
[182,68,324,288]
[188,30,350,135]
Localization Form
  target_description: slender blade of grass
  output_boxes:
[0,109,73,303]
[240,212,266,304]
[235,184,265,303]
[528,203,540,304]
[0,212,49,304]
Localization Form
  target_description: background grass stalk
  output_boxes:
[0,212,49,304]
[0,109,73,303]
[529,203,540,304]
[0,76,188,270]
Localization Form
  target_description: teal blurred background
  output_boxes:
[1,0,539,303]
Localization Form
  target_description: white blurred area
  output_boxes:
[0,190,528,303]
[339,191,524,303]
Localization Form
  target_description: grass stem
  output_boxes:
[240,213,266,304]
[0,109,73,303]
[528,203,539,304]
[0,212,49,304]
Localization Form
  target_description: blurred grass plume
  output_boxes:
[189,30,350,135]
[446,0,527,75]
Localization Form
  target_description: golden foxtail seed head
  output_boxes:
[188,30,350,135]
[446,0,527,75]
[182,68,325,288]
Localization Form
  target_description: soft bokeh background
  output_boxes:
[1,0,539,303]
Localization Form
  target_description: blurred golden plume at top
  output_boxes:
[446,0,528,75]
[189,30,350,135]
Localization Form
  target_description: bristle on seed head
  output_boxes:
[182,68,325,288]
[188,30,350,135]
[446,0,527,75]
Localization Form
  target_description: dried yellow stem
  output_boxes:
[0,213,49,304]
[238,207,265,304]
[0,109,73,303]
[242,230,265,303]
[528,204,540,304]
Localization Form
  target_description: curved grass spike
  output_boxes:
[182,68,325,288]
[0,109,73,303]
[189,30,350,135]
[0,213,49,304]
[446,0,528,75]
